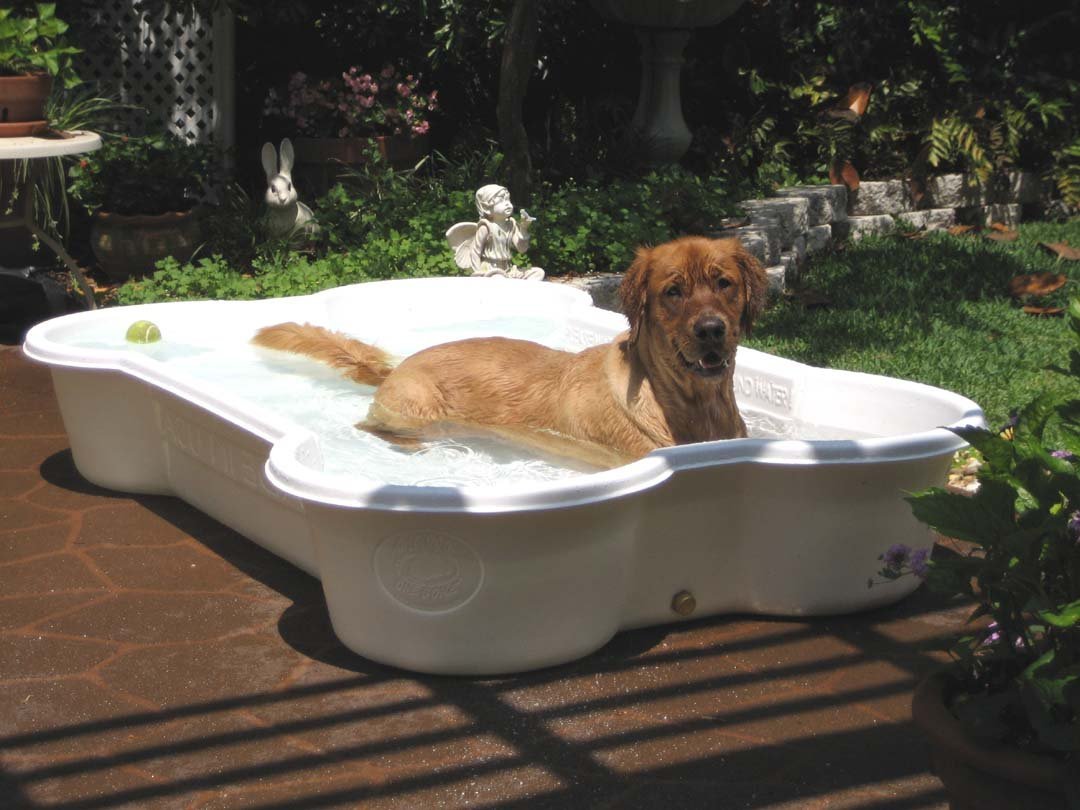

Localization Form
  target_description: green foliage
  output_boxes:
[114,239,467,305]
[68,134,214,216]
[0,3,80,86]
[114,153,745,305]
[901,341,1080,755]
[531,168,741,275]
[686,1,1079,192]
[866,275,1080,755]
[1055,140,1080,211]
[0,85,133,240]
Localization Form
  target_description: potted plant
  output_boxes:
[0,3,81,136]
[69,134,212,281]
[874,300,1080,808]
[263,64,438,190]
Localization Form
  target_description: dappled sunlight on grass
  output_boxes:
[748,221,1080,426]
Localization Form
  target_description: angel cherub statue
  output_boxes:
[446,184,545,280]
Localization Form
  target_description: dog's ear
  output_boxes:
[619,246,652,346]
[731,239,768,335]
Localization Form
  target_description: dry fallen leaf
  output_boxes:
[847,83,873,117]
[829,160,860,191]
[985,223,1019,242]
[1008,272,1068,298]
[1022,305,1065,317]
[908,177,926,208]
[947,224,979,237]
[824,82,872,121]
[1040,241,1080,261]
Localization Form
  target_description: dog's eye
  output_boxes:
[664,284,682,298]
[715,277,733,290]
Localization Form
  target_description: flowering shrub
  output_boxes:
[875,298,1080,756]
[263,65,437,138]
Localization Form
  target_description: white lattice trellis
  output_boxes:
[72,0,234,150]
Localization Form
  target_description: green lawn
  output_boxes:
[746,220,1080,429]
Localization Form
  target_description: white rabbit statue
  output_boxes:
[262,138,315,237]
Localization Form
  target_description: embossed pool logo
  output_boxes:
[375,531,483,612]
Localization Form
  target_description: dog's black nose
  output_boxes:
[693,315,727,342]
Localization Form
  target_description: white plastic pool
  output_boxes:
[23,277,984,674]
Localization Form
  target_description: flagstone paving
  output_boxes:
[0,343,961,809]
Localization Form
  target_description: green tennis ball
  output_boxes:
[125,320,162,344]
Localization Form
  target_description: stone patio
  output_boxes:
[1,343,966,809]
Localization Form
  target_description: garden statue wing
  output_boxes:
[446,221,478,270]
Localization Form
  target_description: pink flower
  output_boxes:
[397,82,410,98]
[412,120,430,135]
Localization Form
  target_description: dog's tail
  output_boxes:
[252,322,395,386]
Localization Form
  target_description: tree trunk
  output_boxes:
[497,0,539,207]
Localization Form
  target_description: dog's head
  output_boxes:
[618,236,768,379]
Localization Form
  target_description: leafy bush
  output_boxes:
[115,238,469,305]
[114,155,745,306]
[878,299,1080,756]
[531,168,740,275]
[69,134,214,216]
[693,1,1079,193]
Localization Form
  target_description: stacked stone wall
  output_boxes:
[554,170,1052,309]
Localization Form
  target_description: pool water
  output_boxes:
[75,324,875,487]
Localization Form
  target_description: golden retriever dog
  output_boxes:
[252,236,767,468]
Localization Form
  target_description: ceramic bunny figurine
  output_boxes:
[262,138,315,237]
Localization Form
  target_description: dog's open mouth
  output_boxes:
[676,345,731,377]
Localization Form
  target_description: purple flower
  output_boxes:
[881,543,911,569]
[1052,449,1076,461]
[909,547,931,579]
[980,621,1002,647]
[1069,511,1080,541]
[979,620,1028,651]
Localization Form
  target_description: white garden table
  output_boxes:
[0,131,102,309]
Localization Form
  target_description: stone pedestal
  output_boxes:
[631,29,693,163]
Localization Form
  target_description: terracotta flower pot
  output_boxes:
[90,209,203,282]
[292,134,430,193]
[911,672,1070,810]
[0,74,53,131]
